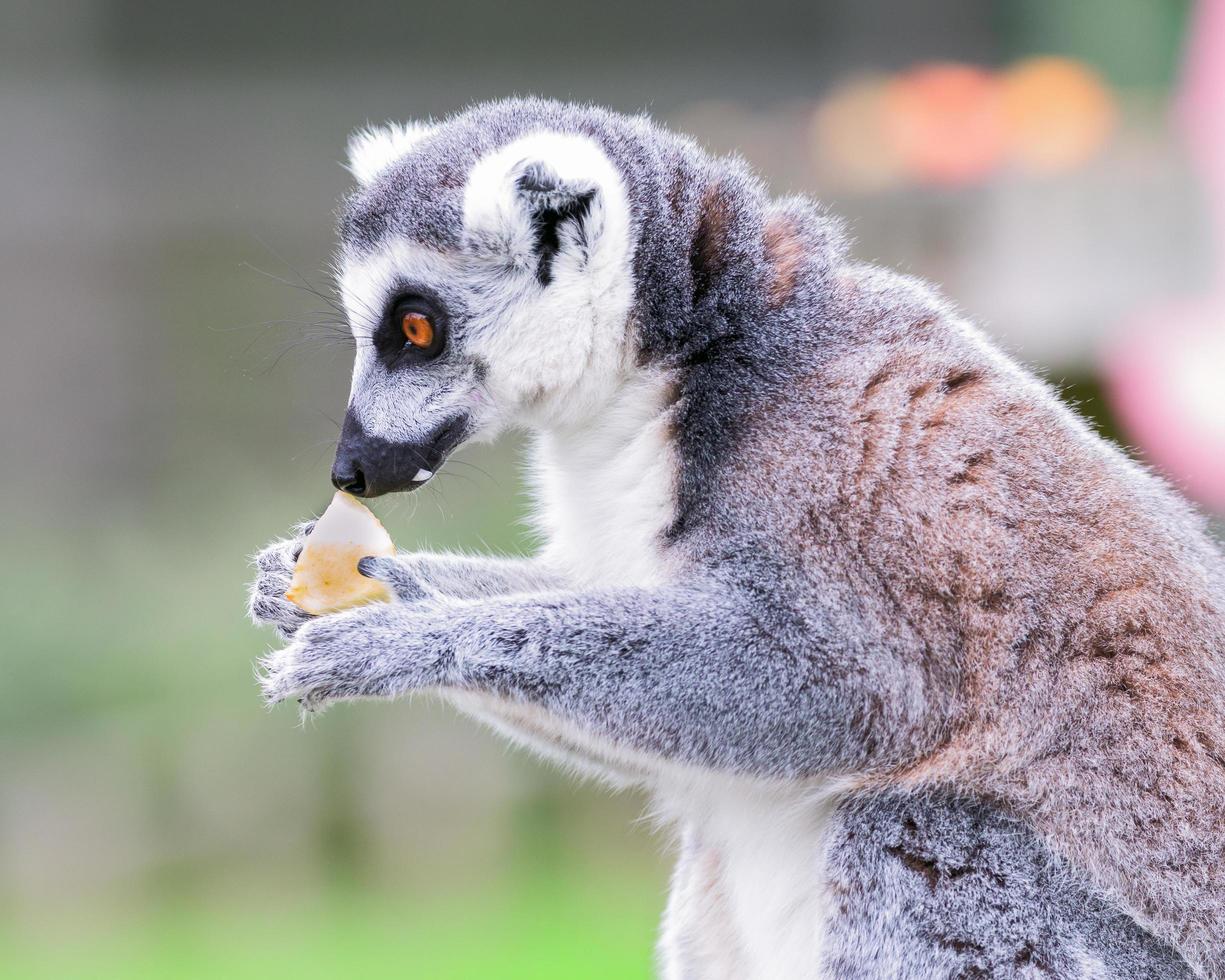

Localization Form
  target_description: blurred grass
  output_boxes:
[0,435,664,978]
[0,876,659,979]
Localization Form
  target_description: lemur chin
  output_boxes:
[250,98,1225,979]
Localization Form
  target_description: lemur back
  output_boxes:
[252,99,1225,979]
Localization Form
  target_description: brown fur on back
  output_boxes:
[762,212,806,309]
[730,263,1225,976]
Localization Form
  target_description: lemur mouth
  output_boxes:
[332,413,470,498]
[401,413,469,491]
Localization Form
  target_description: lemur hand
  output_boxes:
[247,521,316,640]
[259,599,453,710]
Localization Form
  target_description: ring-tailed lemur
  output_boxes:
[249,99,1225,979]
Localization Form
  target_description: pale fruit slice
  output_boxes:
[285,491,396,615]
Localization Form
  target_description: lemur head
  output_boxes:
[330,101,647,497]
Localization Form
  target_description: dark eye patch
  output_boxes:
[374,291,448,366]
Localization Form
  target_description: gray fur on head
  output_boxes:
[250,98,1224,978]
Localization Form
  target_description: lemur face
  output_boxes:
[331,119,636,497]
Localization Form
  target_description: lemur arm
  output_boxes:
[369,552,566,601]
[247,536,562,642]
[260,581,916,776]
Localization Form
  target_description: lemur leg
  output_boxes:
[819,791,1197,979]
[364,553,565,601]
[658,825,745,980]
[259,583,920,778]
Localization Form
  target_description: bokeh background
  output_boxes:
[3,1,1224,977]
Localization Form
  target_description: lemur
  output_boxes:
[249,99,1225,979]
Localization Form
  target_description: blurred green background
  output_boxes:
[3,1,1222,977]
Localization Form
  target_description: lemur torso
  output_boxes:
[252,100,1225,979]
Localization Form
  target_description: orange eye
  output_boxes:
[401,312,435,349]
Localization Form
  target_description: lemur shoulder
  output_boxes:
[249,99,1225,979]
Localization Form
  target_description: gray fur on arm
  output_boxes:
[360,552,566,601]
[258,582,907,777]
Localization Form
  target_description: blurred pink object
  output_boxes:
[1107,303,1225,511]
[1104,0,1225,512]
[882,63,1005,186]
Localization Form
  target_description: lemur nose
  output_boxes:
[331,463,367,497]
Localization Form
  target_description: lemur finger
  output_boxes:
[253,566,294,599]
[254,542,295,574]
[291,520,317,560]
[251,593,307,638]
[357,556,433,602]
[248,594,313,639]
[254,521,315,572]
[248,562,311,628]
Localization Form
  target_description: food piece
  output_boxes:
[285,491,396,615]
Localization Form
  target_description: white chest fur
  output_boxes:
[448,370,681,785]
[530,369,677,589]
[658,775,843,980]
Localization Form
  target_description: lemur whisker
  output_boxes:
[253,337,355,376]
[289,436,343,464]
[242,239,348,318]
[317,410,343,432]
[444,458,501,489]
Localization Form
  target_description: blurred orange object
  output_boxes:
[1000,57,1117,174]
[882,63,1005,186]
[810,74,906,192]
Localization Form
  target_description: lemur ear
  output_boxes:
[462,134,618,281]
[346,121,433,185]
[514,161,599,286]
